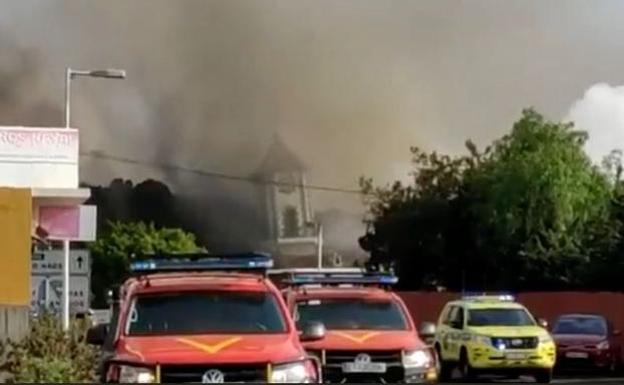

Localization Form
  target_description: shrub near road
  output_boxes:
[0,315,98,383]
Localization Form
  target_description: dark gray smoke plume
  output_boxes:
[0,34,60,126]
[3,0,624,252]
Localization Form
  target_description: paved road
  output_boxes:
[554,378,624,384]
[440,376,624,384]
[439,381,624,384]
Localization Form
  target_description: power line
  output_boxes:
[79,151,366,195]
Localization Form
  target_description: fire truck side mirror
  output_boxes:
[300,321,326,342]
[419,322,437,345]
[419,322,436,337]
[86,323,109,346]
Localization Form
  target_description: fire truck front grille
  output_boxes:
[159,363,267,383]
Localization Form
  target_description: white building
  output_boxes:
[0,126,94,339]
[255,135,321,268]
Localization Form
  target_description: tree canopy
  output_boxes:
[89,221,204,307]
[360,109,622,291]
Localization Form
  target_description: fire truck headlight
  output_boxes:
[116,365,155,383]
[403,349,433,368]
[270,360,318,383]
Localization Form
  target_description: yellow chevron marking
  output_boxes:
[177,336,242,354]
[332,331,380,344]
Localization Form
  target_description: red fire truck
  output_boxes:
[272,268,437,383]
[87,253,321,383]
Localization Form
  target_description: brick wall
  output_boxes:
[399,291,624,334]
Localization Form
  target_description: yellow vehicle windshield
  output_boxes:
[467,307,536,327]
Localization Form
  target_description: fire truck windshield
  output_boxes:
[296,298,408,331]
[126,291,287,335]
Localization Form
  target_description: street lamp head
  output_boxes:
[65,67,127,129]
[69,68,126,79]
[88,69,126,79]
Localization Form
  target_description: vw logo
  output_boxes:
[202,369,225,384]
[354,353,372,364]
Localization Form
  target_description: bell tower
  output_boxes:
[256,134,313,240]
[255,134,319,267]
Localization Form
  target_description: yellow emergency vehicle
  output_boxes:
[433,295,555,383]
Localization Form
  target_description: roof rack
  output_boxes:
[270,267,398,287]
[129,252,273,275]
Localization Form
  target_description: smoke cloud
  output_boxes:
[3,0,624,252]
[566,83,624,163]
[0,34,60,127]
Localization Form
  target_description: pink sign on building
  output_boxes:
[38,205,96,241]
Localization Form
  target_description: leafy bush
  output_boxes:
[0,315,98,383]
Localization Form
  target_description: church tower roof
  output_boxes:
[255,134,306,176]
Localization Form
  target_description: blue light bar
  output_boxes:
[284,272,398,286]
[129,252,273,273]
[462,292,516,302]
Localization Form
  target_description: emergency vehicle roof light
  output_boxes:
[129,252,273,274]
[462,292,516,302]
[270,268,364,275]
[275,269,398,286]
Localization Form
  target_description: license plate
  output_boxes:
[342,362,387,373]
[505,352,527,360]
[566,352,589,359]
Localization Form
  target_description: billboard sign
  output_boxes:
[0,126,79,188]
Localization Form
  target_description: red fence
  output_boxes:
[398,292,624,332]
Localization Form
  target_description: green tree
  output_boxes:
[360,109,619,290]
[586,149,624,289]
[466,109,615,288]
[89,221,203,307]
[359,143,482,289]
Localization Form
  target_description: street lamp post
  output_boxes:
[64,68,126,128]
[61,67,126,330]
[317,224,323,269]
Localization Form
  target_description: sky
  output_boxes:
[1,0,624,217]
